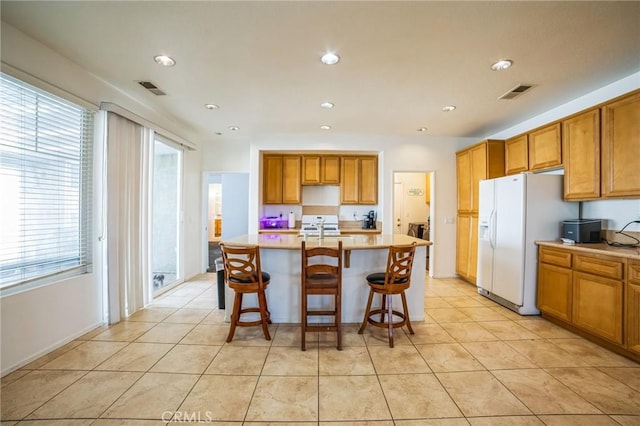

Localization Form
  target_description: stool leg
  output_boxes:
[336,291,342,351]
[258,290,271,341]
[380,293,387,323]
[401,291,414,335]
[226,292,242,343]
[387,294,394,348]
[301,289,307,351]
[358,288,374,334]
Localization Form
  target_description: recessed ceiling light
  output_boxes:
[154,55,176,67]
[491,59,513,71]
[417,127,428,132]
[228,126,239,131]
[320,101,334,109]
[321,52,340,65]
[320,125,332,130]
[204,104,219,110]
[442,105,456,112]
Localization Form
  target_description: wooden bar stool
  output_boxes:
[220,243,272,343]
[300,240,343,351]
[358,243,416,348]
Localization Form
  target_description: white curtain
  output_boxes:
[106,112,153,323]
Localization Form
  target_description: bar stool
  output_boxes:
[300,240,343,351]
[220,243,271,342]
[358,243,416,348]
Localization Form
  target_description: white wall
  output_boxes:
[486,72,640,234]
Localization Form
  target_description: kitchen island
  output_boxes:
[221,234,431,323]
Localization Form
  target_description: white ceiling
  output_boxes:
[1,1,639,144]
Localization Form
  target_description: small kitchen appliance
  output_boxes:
[562,219,602,243]
[299,215,341,237]
[362,210,376,229]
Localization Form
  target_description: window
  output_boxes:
[0,73,94,291]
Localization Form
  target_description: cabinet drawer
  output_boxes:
[574,254,624,280]
[629,260,640,284]
[539,247,572,268]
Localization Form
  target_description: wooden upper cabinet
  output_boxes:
[563,109,601,200]
[301,156,321,184]
[321,156,341,184]
[505,134,529,175]
[340,156,378,204]
[529,123,562,171]
[456,140,504,214]
[470,144,488,212]
[263,155,301,204]
[602,91,640,198]
[456,150,471,213]
[301,155,340,185]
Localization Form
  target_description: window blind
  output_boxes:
[0,73,94,290]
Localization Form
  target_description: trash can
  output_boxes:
[215,257,225,309]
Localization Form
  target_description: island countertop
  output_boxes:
[222,233,431,250]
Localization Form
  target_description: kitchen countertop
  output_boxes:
[536,240,640,260]
[257,228,382,235]
[224,233,431,250]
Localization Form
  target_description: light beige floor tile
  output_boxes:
[406,323,455,344]
[271,325,316,347]
[169,286,207,298]
[427,308,474,323]
[319,347,375,375]
[41,341,128,370]
[368,344,431,374]
[200,309,226,324]
[21,340,84,369]
[75,325,110,341]
[319,375,391,421]
[462,341,537,370]
[379,373,462,419]
[180,324,229,345]
[248,423,317,426]
[262,346,318,375]
[92,420,167,425]
[360,326,412,346]
[0,370,86,420]
[609,415,640,425]
[477,320,540,340]
[162,308,211,324]
[318,324,366,348]
[488,306,526,320]
[515,318,578,339]
[246,376,317,422]
[545,367,640,414]
[424,297,453,309]
[505,339,589,368]
[492,369,601,414]
[395,420,470,426]
[416,343,485,372]
[536,414,622,425]
[442,296,486,308]
[151,344,220,374]
[458,306,509,321]
[135,322,195,343]
[440,322,500,342]
[1,370,30,387]
[226,323,276,346]
[183,297,217,310]
[178,375,257,421]
[92,322,157,342]
[96,342,173,372]
[26,371,142,419]
[101,372,198,419]
[150,296,192,308]
[205,345,269,375]
[599,367,640,392]
[436,371,531,417]
[125,307,176,322]
[467,416,543,425]
[16,420,94,425]
[551,338,639,367]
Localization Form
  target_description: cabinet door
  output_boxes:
[456,150,471,213]
[573,271,623,344]
[301,156,321,185]
[263,155,283,204]
[537,262,573,321]
[505,135,528,175]
[282,156,301,204]
[563,109,600,200]
[340,157,359,204]
[468,215,479,283]
[456,214,471,277]
[602,91,640,198]
[470,145,487,213]
[321,156,341,184]
[529,123,562,171]
[359,156,378,204]
[628,282,640,355]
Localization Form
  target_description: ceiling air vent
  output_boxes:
[137,81,166,96]
[498,84,534,100]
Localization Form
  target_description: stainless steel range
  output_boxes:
[299,214,341,237]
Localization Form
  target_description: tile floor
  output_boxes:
[2,275,640,425]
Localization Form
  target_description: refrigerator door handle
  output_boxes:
[489,209,497,249]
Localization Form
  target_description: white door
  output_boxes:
[492,175,525,305]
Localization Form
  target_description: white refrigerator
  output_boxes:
[476,173,578,315]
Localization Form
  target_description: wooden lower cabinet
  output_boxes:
[537,262,572,322]
[572,271,623,344]
[456,214,478,283]
[628,260,640,355]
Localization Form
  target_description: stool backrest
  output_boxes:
[383,243,417,290]
[301,241,343,279]
[219,243,265,290]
